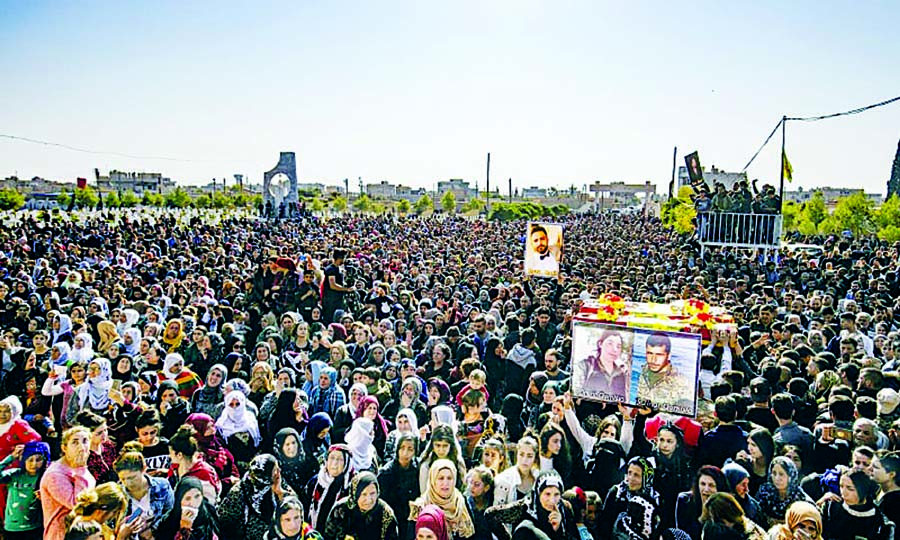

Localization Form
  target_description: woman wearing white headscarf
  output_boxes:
[68,358,113,421]
[384,407,419,459]
[345,416,377,473]
[216,390,261,468]
[123,328,141,356]
[51,313,73,346]
[117,308,140,337]
[69,333,95,364]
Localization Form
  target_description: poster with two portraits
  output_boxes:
[571,320,702,417]
[524,222,563,278]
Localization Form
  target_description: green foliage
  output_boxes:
[0,188,25,210]
[828,192,874,236]
[875,195,900,230]
[120,191,139,208]
[310,198,326,213]
[193,194,212,208]
[660,186,697,234]
[104,191,120,208]
[461,198,485,213]
[781,201,800,232]
[414,195,433,215]
[396,199,411,215]
[878,225,900,243]
[164,187,192,208]
[57,192,71,206]
[72,186,99,209]
[142,191,164,206]
[802,191,827,226]
[331,196,348,212]
[298,187,322,199]
[353,194,372,212]
[488,202,569,222]
[440,191,457,213]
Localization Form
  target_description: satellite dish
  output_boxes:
[268,173,291,200]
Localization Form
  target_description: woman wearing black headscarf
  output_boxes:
[274,427,307,496]
[268,389,308,447]
[323,471,399,540]
[158,476,220,540]
[501,395,526,444]
[485,470,579,540]
[218,454,297,540]
[599,456,660,540]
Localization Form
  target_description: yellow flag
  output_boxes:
[782,150,793,183]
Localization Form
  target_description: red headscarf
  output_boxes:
[416,505,450,540]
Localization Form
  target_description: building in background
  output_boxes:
[785,186,883,205]
[97,170,176,194]
[437,178,476,200]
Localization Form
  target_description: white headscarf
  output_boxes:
[0,396,23,437]
[52,314,72,345]
[123,328,141,356]
[397,407,419,434]
[345,417,375,472]
[69,333,95,364]
[159,353,184,380]
[216,390,261,445]
[118,309,140,337]
[349,383,369,413]
[79,358,112,410]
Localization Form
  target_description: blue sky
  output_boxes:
[1,1,898,195]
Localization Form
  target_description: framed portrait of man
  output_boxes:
[524,222,563,278]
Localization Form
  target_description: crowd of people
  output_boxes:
[0,207,898,540]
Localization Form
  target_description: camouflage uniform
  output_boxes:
[635,363,694,412]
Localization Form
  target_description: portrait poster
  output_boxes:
[684,151,704,186]
[523,222,563,278]
[571,320,702,417]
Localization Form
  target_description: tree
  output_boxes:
[353,194,372,213]
[331,196,348,212]
[660,186,697,234]
[461,198,485,213]
[819,192,874,236]
[120,191,139,208]
[57,192,71,207]
[164,187,192,208]
[414,195,433,215]
[74,186,99,209]
[309,197,326,213]
[142,191,163,206]
[104,191,121,208]
[441,191,457,213]
[193,194,212,208]
[0,188,25,210]
[875,194,900,230]
[396,199,411,215]
[889,138,900,199]
[781,200,801,231]
[802,191,827,226]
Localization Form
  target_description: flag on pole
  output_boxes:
[782,150,794,183]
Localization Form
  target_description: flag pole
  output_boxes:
[779,115,786,203]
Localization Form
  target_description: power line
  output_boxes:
[741,118,783,172]
[787,94,900,122]
[740,94,900,172]
[0,133,252,164]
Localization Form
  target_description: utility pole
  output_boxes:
[344,178,349,196]
[670,146,677,200]
[485,153,491,214]
[508,178,512,202]
[778,116,787,204]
